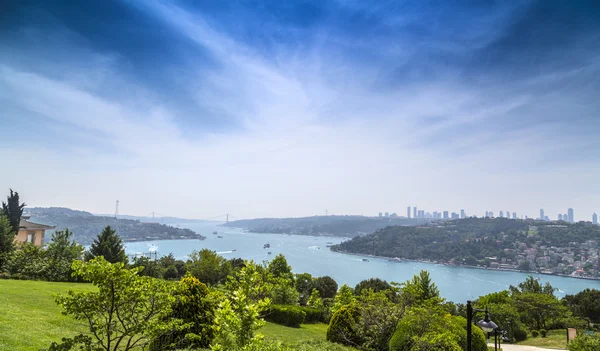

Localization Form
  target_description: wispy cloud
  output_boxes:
[0,0,599,219]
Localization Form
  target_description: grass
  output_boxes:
[0,279,351,351]
[0,279,94,351]
[513,329,568,349]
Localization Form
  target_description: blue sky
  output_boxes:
[1,0,599,220]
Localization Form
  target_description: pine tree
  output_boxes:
[85,226,127,264]
[1,189,26,235]
[0,215,15,270]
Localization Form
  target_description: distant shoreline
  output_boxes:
[332,249,600,282]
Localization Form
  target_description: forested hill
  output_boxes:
[223,215,432,237]
[25,207,204,245]
[331,218,600,264]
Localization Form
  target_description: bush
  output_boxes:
[540,329,547,337]
[326,305,362,347]
[299,306,324,324]
[568,334,600,351]
[265,305,306,328]
[513,327,528,341]
[531,330,539,337]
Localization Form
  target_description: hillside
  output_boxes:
[332,218,600,277]
[25,207,204,245]
[223,215,433,237]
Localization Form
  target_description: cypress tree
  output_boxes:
[1,189,26,235]
[85,226,128,264]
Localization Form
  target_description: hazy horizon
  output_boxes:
[2,1,599,220]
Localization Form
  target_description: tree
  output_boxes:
[7,242,48,279]
[563,289,600,323]
[307,288,324,309]
[1,189,26,235]
[354,278,392,296]
[50,257,180,351]
[187,249,231,286]
[295,273,314,304]
[354,290,406,351]
[313,276,338,299]
[0,215,15,270]
[513,292,569,330]
[510,276,556,296]
[332,284,355,314]
[267,254,293,280]
[401,270,442,306]
[46,229,84,281]
[211,261,271,350]
[151,275,215,350]
[326,304,363,348]
[85,226,127,264]
[131,256,163,278]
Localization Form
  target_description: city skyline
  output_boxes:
[2,1,600,218]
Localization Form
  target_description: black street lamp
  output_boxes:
[467,301,498,351]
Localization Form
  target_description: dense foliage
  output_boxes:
[2,189,26,236]
[265,305,307,327]
[563,289,600,324]
[333,217,600,265]
[0,215,15,271]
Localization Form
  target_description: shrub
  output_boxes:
[568,334,600,351]
[540,329,547,337]
[513,327,528,341]
[264,305,306,328]
[299,306,324,324]
[150,275,215,350]
[531,330,539,337]
[326,305,362,347]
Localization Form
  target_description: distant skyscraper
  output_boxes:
[407,207,411,219]
[451,212,459,219]
[418,210,425,218]
[485,211,489,217]
[443,211,449,219]
[378,212,382,218]
[540,209,544,221]
[413,207,417,219]
[593,213,598,225]
[499,211,504,218]
[568,208,574,223]
[460,209,465,219]
[489,211,494,217]
[558,214,563,221]
[512,212,517,219]
[384,212,389,217]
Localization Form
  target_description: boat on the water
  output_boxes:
[217,236,223,238]
[362,258,369,262]
[212,231,218,235]
[268,252,272,255]
[388,257,402,263]
[264,243,270,249]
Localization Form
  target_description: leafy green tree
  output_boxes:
[267,254,293,280]
[295,273,314,304]
[50,257,180,351]
[211,261,271,350]
[513,292,569,330]
[85,226,127,264]
[151,275,215,350]
[1,189,26,235]
[354,290,406,351]
[354,278,392,296]
[131,256,164,278]
[332,284,355,314]
[270,277,300,305]
[0,215,15,270]
[313,276,338,299]
[164,265,179,279]
[308,288,324,309]
[509,276,556,296]
[187,249,231,286]
[46,229,84,281]
[563,289,600,323]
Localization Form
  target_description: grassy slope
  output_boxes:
[0,279,352,351]
[513,329,568,349]
[0,279,94,351]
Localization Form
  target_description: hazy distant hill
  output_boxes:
[25,207,204,245]
[223,215,432,237]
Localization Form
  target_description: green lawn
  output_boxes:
[0,279,351,351]
[512,330,568,349]
[0,279,94,351]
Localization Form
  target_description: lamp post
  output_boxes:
[467,301,498,351]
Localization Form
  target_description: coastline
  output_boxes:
[331,249,600,282]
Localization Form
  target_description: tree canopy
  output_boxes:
[85,226,127,264]
[1,189,26,235]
